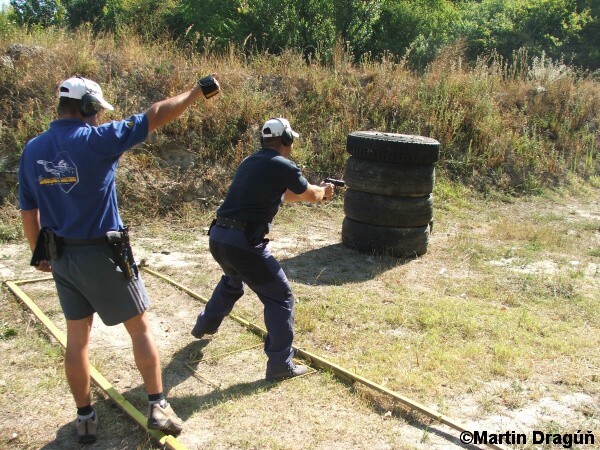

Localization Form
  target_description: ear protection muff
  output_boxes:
[78,77,101,117]
[80,93,100,117]
[276,118,294,146]
[261,118,295,147]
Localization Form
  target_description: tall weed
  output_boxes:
[1,27,598,212]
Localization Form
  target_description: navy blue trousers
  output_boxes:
[196,225,295,370]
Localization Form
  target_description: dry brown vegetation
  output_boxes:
[1,28,599,214]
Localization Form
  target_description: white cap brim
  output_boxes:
[59,76,114,111]
[97,97,114,111]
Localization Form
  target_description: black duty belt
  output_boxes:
[62,237,107,245]
[215,217,247,231]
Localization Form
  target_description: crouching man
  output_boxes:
[192,118,334,381]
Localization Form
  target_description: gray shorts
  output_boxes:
[52,243,150,326]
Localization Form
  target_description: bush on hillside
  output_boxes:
[6,0,599,71]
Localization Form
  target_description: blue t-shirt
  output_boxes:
[217,148,308,224]
[18,114,148,239]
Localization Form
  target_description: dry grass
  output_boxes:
[1,27,599,211]
[1,180,599,448]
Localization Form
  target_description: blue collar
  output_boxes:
[50,118,88,128]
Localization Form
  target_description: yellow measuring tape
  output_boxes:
[7,269,510,450]
[141,267,509,450]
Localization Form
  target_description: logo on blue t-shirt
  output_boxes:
[36,152,79,193]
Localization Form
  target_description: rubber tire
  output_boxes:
[347,131,440,164]
[342,218,429,258]
[344,190,433,227]
[344,156,435,197]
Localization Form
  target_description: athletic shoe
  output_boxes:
[148,403,183,434]
[266,364,309,381]
[190,316,219,339]
[76,412,98,444]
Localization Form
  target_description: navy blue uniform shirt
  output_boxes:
[217,148,308,224]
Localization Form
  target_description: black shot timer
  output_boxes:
[198,75,219,99]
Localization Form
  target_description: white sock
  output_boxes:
[78,411,95,421]
[149,399,168,408]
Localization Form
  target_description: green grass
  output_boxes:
[126,181,600,406]
[278,185,600,402]
[0,222,21,243]
[0,325,18,340]
[1,183,598,447]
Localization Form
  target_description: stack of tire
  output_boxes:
[342,131,440,258]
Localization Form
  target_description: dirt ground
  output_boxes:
[0,190,599,450]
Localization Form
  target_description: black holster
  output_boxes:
[106,227,138,280]
[245,222,270,246]
[207,219,217,236]
[30,228,63,266]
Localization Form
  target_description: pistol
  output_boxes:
[324,177,345,187]
[105,230,123,244]
[105,230,135,279]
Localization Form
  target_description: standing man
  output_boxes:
[191,118,335,381]
[18,74,220,443]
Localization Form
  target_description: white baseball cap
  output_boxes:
[261,118,299,139]
[58,76,114,110]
